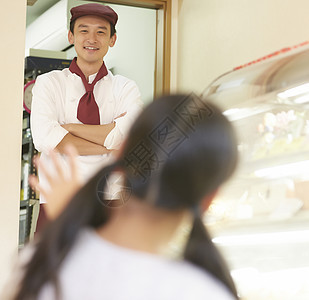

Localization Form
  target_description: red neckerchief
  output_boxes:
[69,57,108,125]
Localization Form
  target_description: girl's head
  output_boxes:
[15,94,239,300]
[117,93,238,211]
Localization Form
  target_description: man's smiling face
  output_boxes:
[68,15,116,68]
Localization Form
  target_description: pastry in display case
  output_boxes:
[201,42,309,300]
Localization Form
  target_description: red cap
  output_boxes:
[70,3,118,26]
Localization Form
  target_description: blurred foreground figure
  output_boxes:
[7,94,239,300]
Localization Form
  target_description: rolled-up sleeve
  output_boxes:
[30,75,68,154]
[104,78,143,149]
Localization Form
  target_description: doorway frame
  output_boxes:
[94,0,172,97]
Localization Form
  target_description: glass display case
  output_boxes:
[202,44,309,300]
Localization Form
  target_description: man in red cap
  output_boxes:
[31,3,143,229]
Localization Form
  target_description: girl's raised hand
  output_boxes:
[29,144,83,220]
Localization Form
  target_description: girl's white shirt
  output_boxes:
[5,228,235,300]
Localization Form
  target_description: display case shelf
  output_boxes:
[202,44,309,300]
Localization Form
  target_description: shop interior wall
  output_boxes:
[177,0,309,95]
[0,2,26,291]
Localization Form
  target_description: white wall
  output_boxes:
[177,0,309,95]
[104,4,156,105]
[0,1,26,291]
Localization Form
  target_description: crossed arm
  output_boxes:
[56,113,126,156]
[56,123,114,156]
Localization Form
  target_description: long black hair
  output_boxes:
[14,94,239,299]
